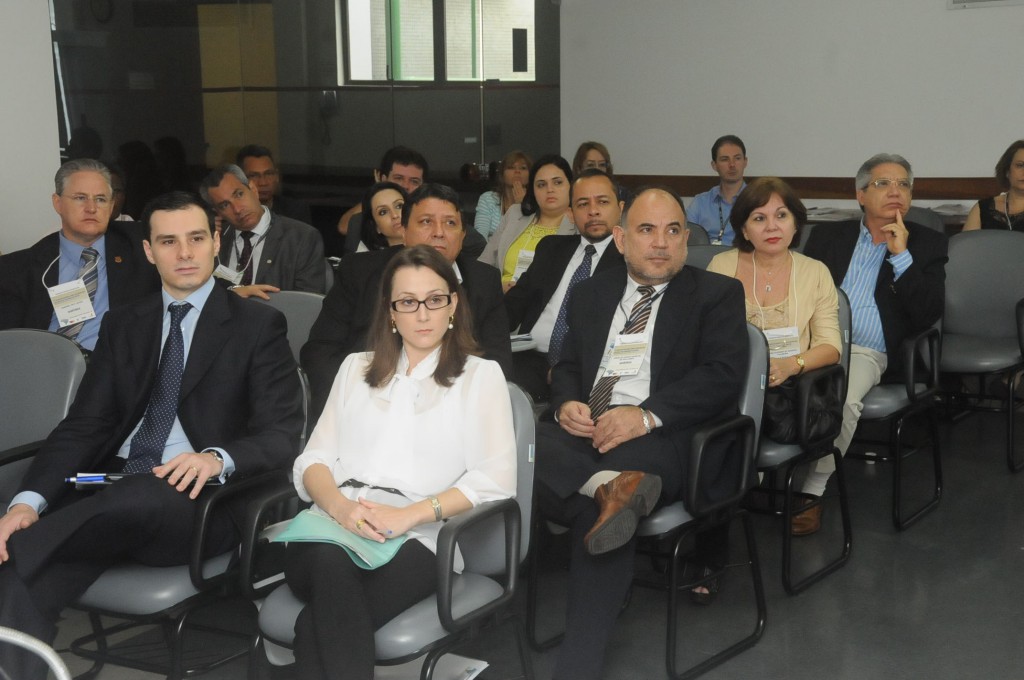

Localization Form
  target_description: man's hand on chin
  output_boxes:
[0,504,40,563]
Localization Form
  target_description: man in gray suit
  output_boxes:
[200,165,325,298]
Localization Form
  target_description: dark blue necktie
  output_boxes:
[124,302,191,473]
[547,244,596,366]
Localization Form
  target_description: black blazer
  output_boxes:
[504,235,624,333]
[0,222,160,332]
[300,246,513,420]
[551,265,748,501]
[20,283,305,509]
[803,219,947,375]
[218,212,326,293]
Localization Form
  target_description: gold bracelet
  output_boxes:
[428,495,442,521]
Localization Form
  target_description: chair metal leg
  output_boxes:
[665,512,766,680]
[781,448,852,595]
[893,410,943,530]
[1007,378,1024,473]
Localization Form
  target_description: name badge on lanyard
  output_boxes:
[602,332,649,377]
[763,326,801,358]
[43,255,97,326]
[512,249,535,282]
[213,264,243,285]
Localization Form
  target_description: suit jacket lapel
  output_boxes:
[581,270,624,388]
[649,269,696,381]
[179,285,232,399]
[257,216,284,284]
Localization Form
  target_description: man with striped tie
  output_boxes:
[0,159,161,351]
[534,186,748,680]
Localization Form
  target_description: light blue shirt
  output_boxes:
[46,232,110,351]
[473,191,503,240]
[687,182,746,245]
[11,277,235,514]
[841,222,914,353]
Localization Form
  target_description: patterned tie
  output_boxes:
[123,302,192,474]
[588,285,655,418]
[57,247,100,341]
[548,244,596,366]
[238,231,255,286]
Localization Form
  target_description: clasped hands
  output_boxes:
[558,401,648,454]
[328,496,421,543]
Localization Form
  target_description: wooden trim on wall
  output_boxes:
[616,175,1001,201]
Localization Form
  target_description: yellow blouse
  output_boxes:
[501,222,559,285]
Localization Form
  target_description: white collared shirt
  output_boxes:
[227,207,272,281]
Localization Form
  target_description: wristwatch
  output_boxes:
[795,355,806,374]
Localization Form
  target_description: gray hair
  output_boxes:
[855,153,914,191]
[54,159,110,195]
[199,164,249,205]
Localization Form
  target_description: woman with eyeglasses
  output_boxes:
[479,154,576,292]
[285,244,517,679]
[473,150,532,240]
[355,181,408,252]
[962,140,1024,232]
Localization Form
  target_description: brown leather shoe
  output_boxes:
[790,498,823,536]
[584,471,662,555]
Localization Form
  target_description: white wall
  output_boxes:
[1,0,62,253]
[560,0,1024,180]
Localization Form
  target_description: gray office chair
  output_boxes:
[753,290,852,594]
[68,367,310,680]
[0,329,87,507]
[939,230,1024,471]
[793,222,817,253]
[905,206,946,233]
[685,244,732,270]
[686,221,711,245]
[247,383,537,680]
[258,290,325,363]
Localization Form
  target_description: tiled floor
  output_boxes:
[47,409,1024,679]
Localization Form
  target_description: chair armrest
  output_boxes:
[687,414,756,517]
[793,363,846,448]
[0,441,46,467]
[900,326,941,401]
[238,481,301,600]
[433,498,520,632]
[1016,298,1024,354]
[189,470,289,590]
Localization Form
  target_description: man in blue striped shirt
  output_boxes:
[795,153,947,535]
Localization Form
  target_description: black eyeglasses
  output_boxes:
[390,294,453,313]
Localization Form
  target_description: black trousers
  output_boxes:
[285,540,438,680]
[0,475,235,680]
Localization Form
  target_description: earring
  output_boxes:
[390,319,397,334]
[448,315,454,330]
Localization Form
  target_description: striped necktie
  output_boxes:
[57,247,100,342]
[588,285,655,418]
[548,244,596,366]
[238,231,255,286]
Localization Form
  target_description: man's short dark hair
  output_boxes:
[379,146,429,178]
[711,135,746,160]
[401,183,463,229]
[620,185,687,228]
[142,191,215,238]
[198,164,249,205]
[570,168,616,201]
[236,144,276,167]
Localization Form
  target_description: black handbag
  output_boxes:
[762,368,842,444]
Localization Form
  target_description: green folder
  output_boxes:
[272,509,407,569]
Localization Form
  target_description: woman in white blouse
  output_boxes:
[286,244,517,679]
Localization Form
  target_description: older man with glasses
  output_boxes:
[792,153,948,535]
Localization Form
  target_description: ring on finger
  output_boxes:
[189,466,199,473]
[356,519,365,530]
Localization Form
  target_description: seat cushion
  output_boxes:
[861,383,929,419]
[756,439,806,469]
[258,573,504,662]
[637,501,694,538]
[940,334,1022,374]
[77,551,234,616]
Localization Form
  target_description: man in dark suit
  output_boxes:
[236,144,313,225]
[535,187,747,680]
[200,165,325,298]
[793,153,947,534]
[0,159,160,350]
[0,192,304,679]
[505,169,625,401]
[302,183,512,421]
